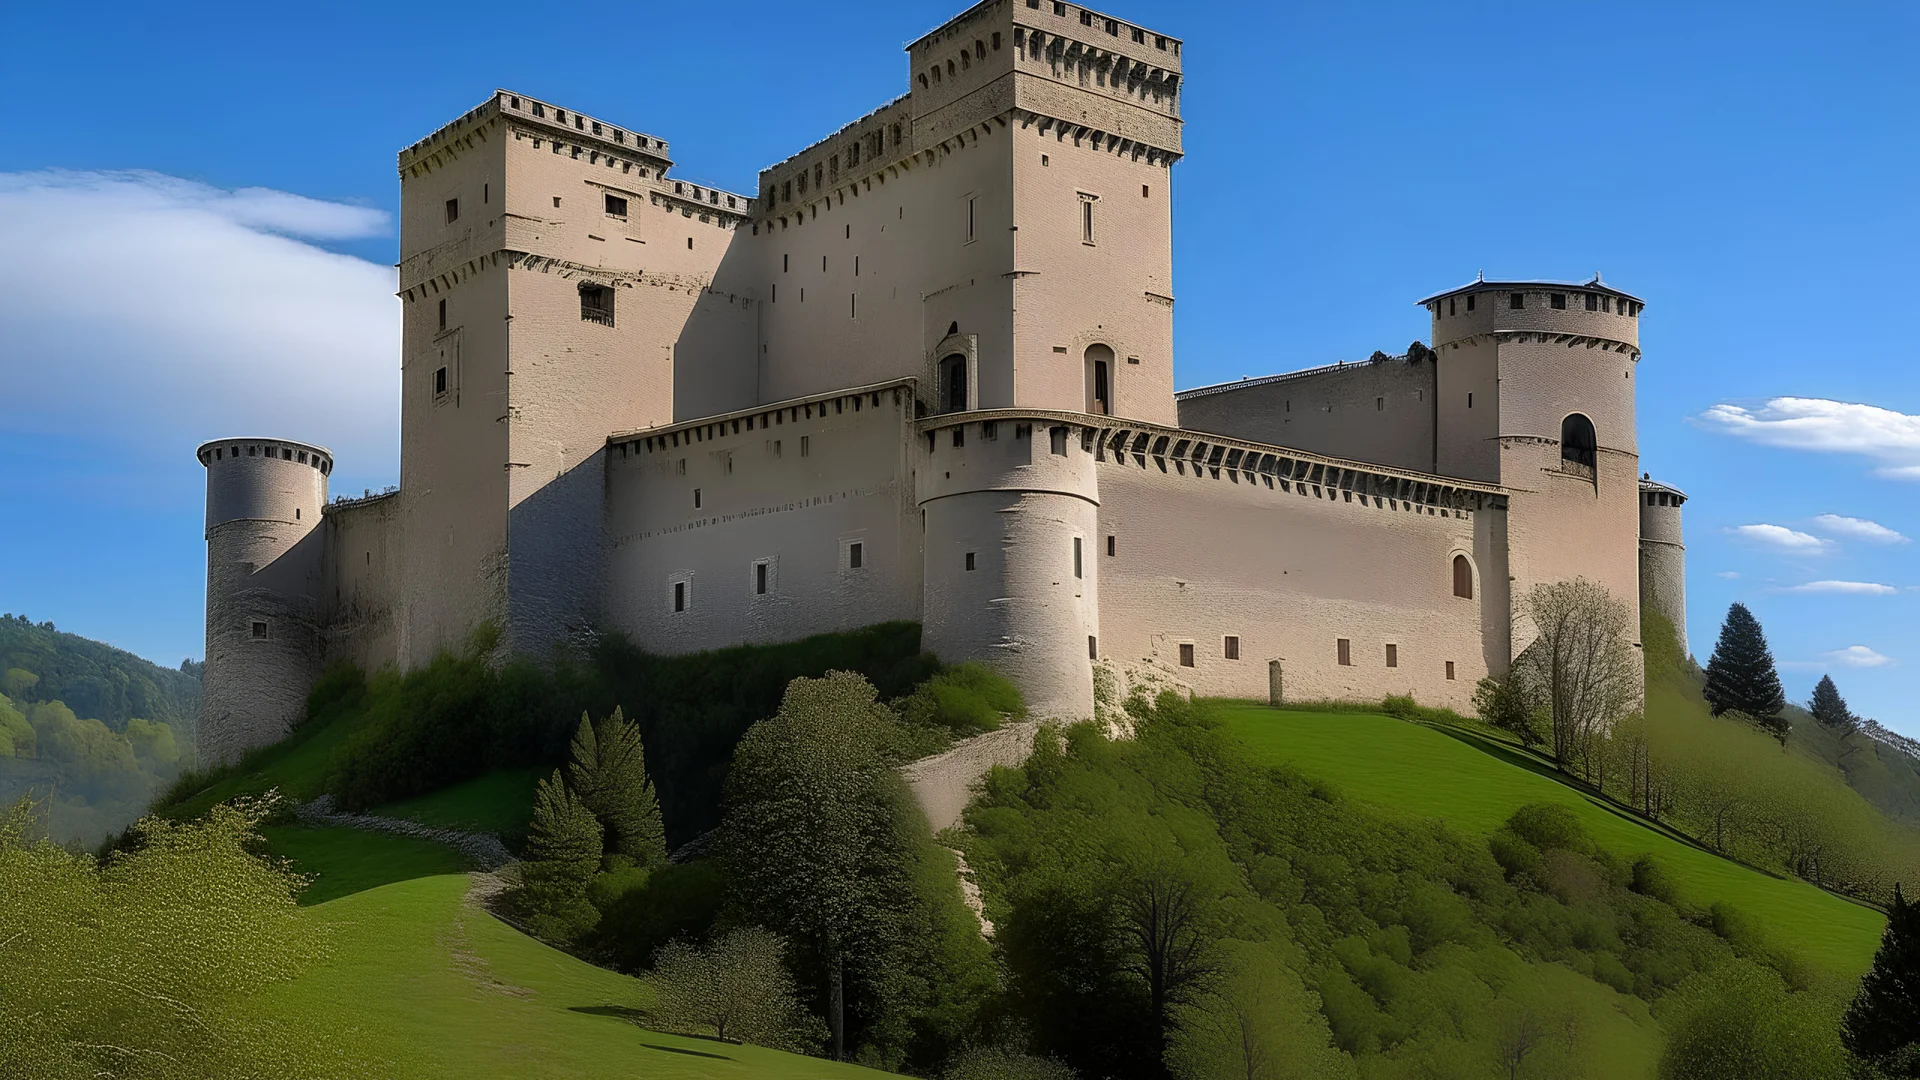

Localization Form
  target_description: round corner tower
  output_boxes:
[197,438,332,765]
[917,413,1100,721]
[1638,476,1688,657]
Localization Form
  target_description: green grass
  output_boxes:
[263,824,470,905]
[369,767,543,837]
[249,864,892,1078]
[1219,704,1887,977]
[162,711,367,820]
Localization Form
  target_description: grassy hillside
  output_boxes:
[245,832,893,1078]
[1221,704,1885,976]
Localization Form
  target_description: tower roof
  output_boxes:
[1416,275,1644,307]
[1640,475,1687,502]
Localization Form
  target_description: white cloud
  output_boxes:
[1825,645,1894,668]
[1728,524,1831,553]
[0,169,398,480]
[1779,580,1899,595]
[1715,571,1741,579]
[1696,398,1920,480]
[1811,514,1909,544]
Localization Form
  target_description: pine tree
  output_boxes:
[1808,675,1858,734]
[1843,884,1920,1077]
[515,768,602,944]
[565,708,668,867]
[1703,603,1789,743]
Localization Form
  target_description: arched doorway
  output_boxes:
[1085,343,1114,415]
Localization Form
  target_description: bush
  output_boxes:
[944,1045,1078,1080]
[1657,961,1847,1080]
[896,662,1026,736]
[590,859,729,972]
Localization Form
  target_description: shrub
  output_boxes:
[1657,961,1847,1080]
[590,859,729,972]
[943,1045,1078,1080]
[897,662,1026,735]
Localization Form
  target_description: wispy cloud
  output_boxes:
[1715,571,1741,580]
[1825,645,1894,668]
[0,169,398,478]
[1810,514,1909,544]
[1695,398,1920,480]
[1728,524,1831,553]
[1779,580,1899,596]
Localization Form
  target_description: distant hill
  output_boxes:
[1790,703,1920,828]
[0,613,200,737]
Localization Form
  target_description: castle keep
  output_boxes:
[196,0,1689,763]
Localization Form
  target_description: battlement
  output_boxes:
[758,95,914,211]
[197,437,333,476]
[400,90,673,173]
[913,0,1182,70]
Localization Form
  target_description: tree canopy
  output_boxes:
[1704,603,1788,740]
[1843,884,1920,1076]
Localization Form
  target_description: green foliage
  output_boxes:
[1473,676,1545,747]
[1,688,184,845]
[0,692,32,757]
[1843,884,1920,1076]
[896,662,1026,736]
[0,613,202,734]
[590,859,730,972]
[943,1045,1080,1080]
[1656,961,1848,1080]
[565,708,667,867]
[1167,938,1355,1080]
[513,770,603,945]
[649,927,826,1052]
[0,794,364,1078]
[1808,675,1859,736]
[1703,603,1789,741]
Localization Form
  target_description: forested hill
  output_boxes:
[0,613,200,735]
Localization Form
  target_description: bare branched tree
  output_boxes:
[1516,578,1640,776]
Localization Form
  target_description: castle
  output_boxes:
[195,0,1689,764]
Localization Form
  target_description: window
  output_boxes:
[1087,343,1114,414]
[1467,392,1473,409]
[1446,661,1456,681]
[1376,396,1384,411]
[800,435,810,457]
[965,552,976,571]
[1073,537,1082,579]
[693,488,702,509]
[438,298,446,330]
[1452,554,1473,599]
[673,581,686,612]
[433,366,448,396]
[1050,426,1068,456]
[1449,297,1456,315]
[1584,292,1598,311]
[1089,635,1099,660]
[849,542,864,569]
[1466,294,1475,311]
[1550,293,1567,309]
[755,562,769,595]
[1385,644,1398,668]
[1079,194,1097,243]
[851,293,857,319]
[1179,643,1195,667]
[1509,292,1525,309]
[1224,636,1240,661]
[1107,535,1116,556]
[580,283,615,326]
[251,620,268,639]
[1337,638,1352,666]
[553,196,562,207]
[444,198,459,223]
[605,193,628,217]
[1560,413,1597,476]
[966,195,976,241]
[941,354,968,412]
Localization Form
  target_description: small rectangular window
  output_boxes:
[1337,638,1352,666]
[756,562,768,595]
[673,581,686,612]
[965,552,976,571]
[1467,392,1474,409]
[438,298,446,330]
[1446,661,1456,681]
[849,542,863,569]
[251,620,268,639]
[1179,643,1195,667]
[580,283,615,326]
[1080,194,1096,244]
[693,488,702,509]
[444,198,459,223]
[1385,644,1398,668]
[1376,396,1384,411]
[1466,294,1475,311]
[1106,535,1115,556]
[1510,292,1525,309]
[433,367,448,396]
[1224,636,1240,661]
[605,193,628,217]
[1550,293,1567,309]
[1584,292,1598,311]
[800,436,810,457]
[1050,427,1068,456]
[1073,537,1082,579]
[1089,635,1098,660]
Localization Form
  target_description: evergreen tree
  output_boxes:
[1843,884,1920,1077]
[514,769,603,944]
[1703,603,1789,743]
[1808,675,1859,735]
[565,708,668,868]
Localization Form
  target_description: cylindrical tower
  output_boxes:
[919,414,1100,720]
[196,438,332,765]
[1638,476,1688,657]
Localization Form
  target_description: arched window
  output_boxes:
[1452,554,1473,599]
[1085,343,1114,415]
[941,354,968,412]
[1560,413,1596,477]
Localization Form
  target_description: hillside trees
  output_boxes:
[513,769,603,944]
[649,927,823,1051]
[1843,884,1920,1077]
[1656,961,1847,1080]
[564,708,667,868]
[1703,603,1789,743]
[1516,578,1639,775]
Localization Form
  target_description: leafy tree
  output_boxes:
[1473,676,1544,747]
[649,927,824,1051]
[1843,884,1920,1076]
[1516,578,1639,774]
[944,1045,1079,1080]
[0,693,31,758]
[1167,939,1354,1080]
[1656,961,1847,1080]
[1703,603,1788,742]
[565,708,668,867]
[124,718,181,774]
[2,668,39,702]
[717,671,915,1061]
[0,794,364,1078]
[513,769,603,944]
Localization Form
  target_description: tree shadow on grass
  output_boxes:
[264,825,470,906]
[566,1007,740,1059]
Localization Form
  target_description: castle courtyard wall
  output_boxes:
[1176,356,1438,473]
[319,492,403,674]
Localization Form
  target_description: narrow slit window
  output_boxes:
[438,298,446,330]
[755,562,768,595]
[1106,535,1115,556]
[673,581,686,612]
[965,552,976,571]
[433,367,448,396]
[1453,555,1473,599]
[693,488,702,509]
[1089,635,1098,660]
[1079,194,1096,243]
[1073,537,1082,579]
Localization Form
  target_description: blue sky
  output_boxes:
[1,1,1915,729]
